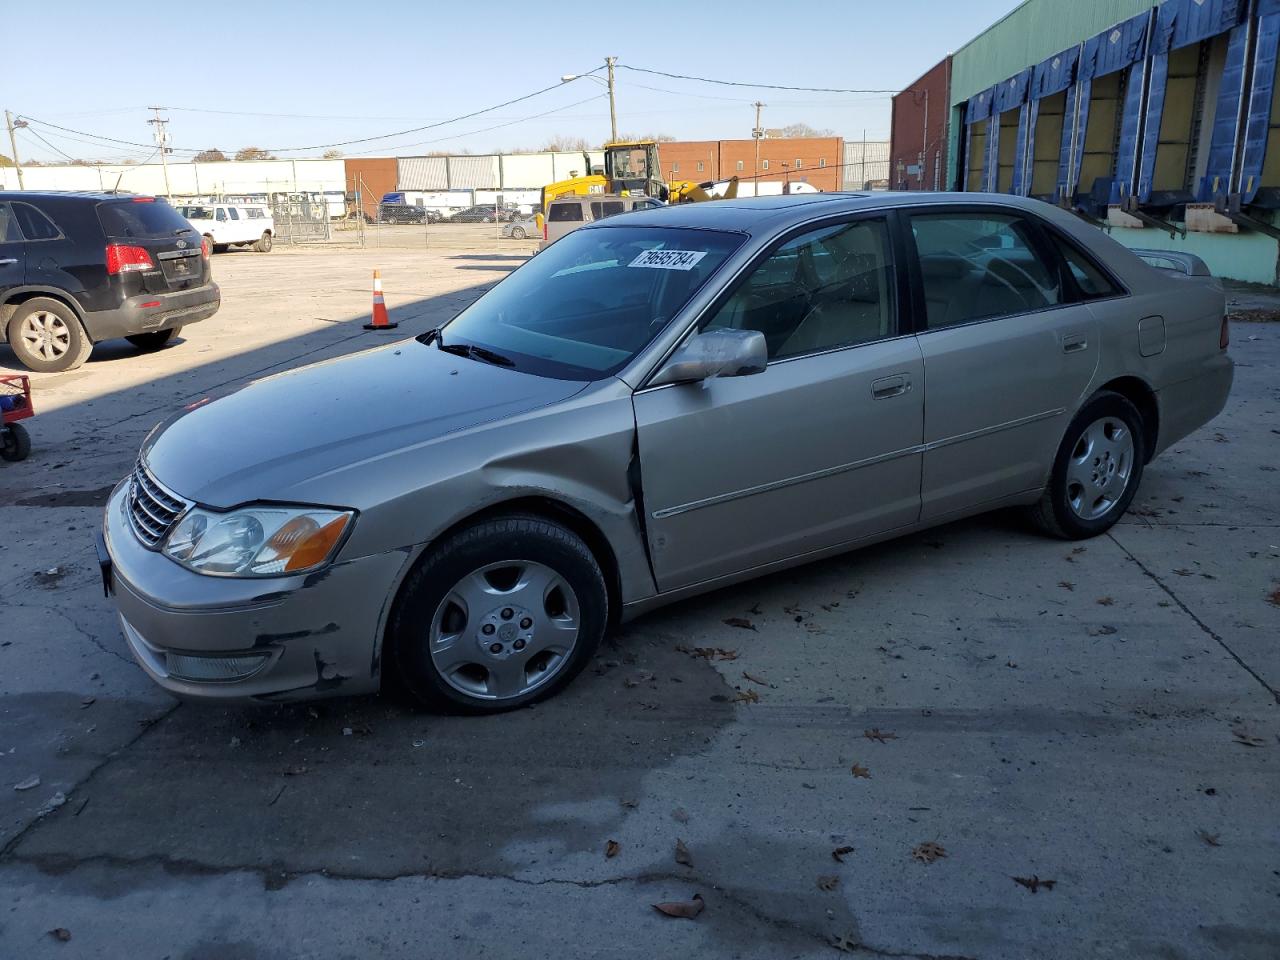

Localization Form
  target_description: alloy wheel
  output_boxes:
[1065,416,1134,520]
[20,311,71,362]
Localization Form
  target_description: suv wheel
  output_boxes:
[388,514,608,714]
[126,327,181,352]
[1026,391,1147,540]
[510,226,526,239]
[7,298,92,373]
[253,231,273,253]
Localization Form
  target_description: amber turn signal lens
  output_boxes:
[273,515,351,572]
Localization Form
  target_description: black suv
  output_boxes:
[0,192,221,372]
[377,203,429,224]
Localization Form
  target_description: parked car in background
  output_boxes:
[1,192,219,372]
[501,216,537,240]
[377,203,429,225]
[100,193,1231,713]
[540,194,662,249]
[448,205,500,223]
[177,203,274,253]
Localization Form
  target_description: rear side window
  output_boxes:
[0,204,20,242]
[98,199,194,239]
[1051,234,1123,299]
[246,208,265,219]
[549,203,584,222]
[228,207,240,220]
[911,213,1062,329]
[591,201,626,220]
[13,202,62,241]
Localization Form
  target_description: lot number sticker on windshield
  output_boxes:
[629,249,708,271]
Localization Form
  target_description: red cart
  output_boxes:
[1,374,33,462]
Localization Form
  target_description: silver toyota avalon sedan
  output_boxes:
[98,193,1233,713]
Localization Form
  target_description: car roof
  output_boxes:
[0,191,155,202]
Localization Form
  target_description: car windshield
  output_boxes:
[439,225,743,380]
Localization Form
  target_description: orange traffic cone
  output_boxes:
[363,269,398,330]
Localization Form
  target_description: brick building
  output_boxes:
[659,137,844,192]
[890,58,952,191]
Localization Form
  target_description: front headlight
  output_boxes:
[163,505,354,577]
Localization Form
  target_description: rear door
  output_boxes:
[906,209,1099,520]
[0,203,24,295]
[97,198,208,294]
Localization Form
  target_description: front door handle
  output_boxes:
[1062,333,1088,353]
[0,258,18,266]
[871,374,910,399]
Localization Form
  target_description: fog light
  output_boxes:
[165,652,269,682]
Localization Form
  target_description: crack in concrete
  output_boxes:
[1108,531,1280,704]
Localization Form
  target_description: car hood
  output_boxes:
[143,339,588,508]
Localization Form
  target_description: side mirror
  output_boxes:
[649,329,768,387]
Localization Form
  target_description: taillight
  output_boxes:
[543,220,548,241]
[105,244,154,275]
[1220,316,1230,349]
[200,236,211,258]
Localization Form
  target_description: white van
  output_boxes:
[177,203,275,253]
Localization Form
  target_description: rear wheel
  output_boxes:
[510,226,526,240]
[6,298,92,373]
[1,423,31,462]
[125,327,181,351]
[203,234,216,254]
[252,231,273,253]
[388,514,607,714]
[1026,391,1146,539]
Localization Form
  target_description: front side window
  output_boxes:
[12,202,61,241]
[216,208,227,222]
[703,218,896,360]
[911,212,1061,330]
[228,207,241,220]
[440,226,743,380]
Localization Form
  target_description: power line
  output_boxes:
[20,126,79,162]
[617,63,903,95]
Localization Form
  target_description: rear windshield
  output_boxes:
[98,199,196,239]
[439,225,744,380]
[549,204,584,222]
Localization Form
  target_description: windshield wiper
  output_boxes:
[437,341,515,367]
[416,326,443,346]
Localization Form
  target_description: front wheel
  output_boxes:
[253,231,273,253]
[1026,391,1146,539]
[510,226,526,239]
[388,515,607,714]
[1,423,31,462]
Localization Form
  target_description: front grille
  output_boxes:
[127,461,189,548]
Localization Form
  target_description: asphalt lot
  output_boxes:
[0,233,1277,960]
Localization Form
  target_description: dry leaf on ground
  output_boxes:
[912,841,947,864]
[850,763,871,779]
[605,839,621,858]
[732,688,760,704]
[652,894,704,919]
[622,671,655,688]
[723,617,757,631]
[742,670,770,686]
[1058,581,1075,591]
[1096,596,1115,606]
[1232,727,1267,747]
[816,875,840,891]
[1267,586,1280,607]
[671,807,689,823]
[864,728,897,743]
[831,845,855,863]
[1012,875,1056,893]
[48,929,71,942]
[1090,625,1118,636]
[1196,829,1221,847]
[830,934,860,953]
[674,838,693,867]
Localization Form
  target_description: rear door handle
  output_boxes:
[1062,333,1088,353]
[871,374,910,399]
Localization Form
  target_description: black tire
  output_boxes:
[0,423,31,462]
[125,327,181,351]
[510,226,526,240]
[253,231,273,253]
[6,297,92,373]
[388,514,608,714]
[1026,390,1147,540]
[203,234,216,254]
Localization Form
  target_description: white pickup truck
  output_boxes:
[176,203,274,253]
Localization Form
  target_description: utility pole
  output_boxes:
[752,101,765,197]
[605,56,618,143]
[4,111,25,189]
[147,106,172,197]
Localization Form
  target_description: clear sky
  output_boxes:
[8,0,1023,162]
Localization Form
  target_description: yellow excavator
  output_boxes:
[538,140,738,216]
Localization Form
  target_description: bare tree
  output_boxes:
[778,122,837,139]
[194,148,228,162]
[234,146,275,161]
[322,149,344,159]
[541,134,592,152]
[0,154,13,167]
[613,132,676,144]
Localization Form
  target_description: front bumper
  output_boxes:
[83,282,221,343]
[101,479,415,702]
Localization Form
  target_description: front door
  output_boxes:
[634,216,924,592]
[907,210,1100,520]
[0,203,24,294]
